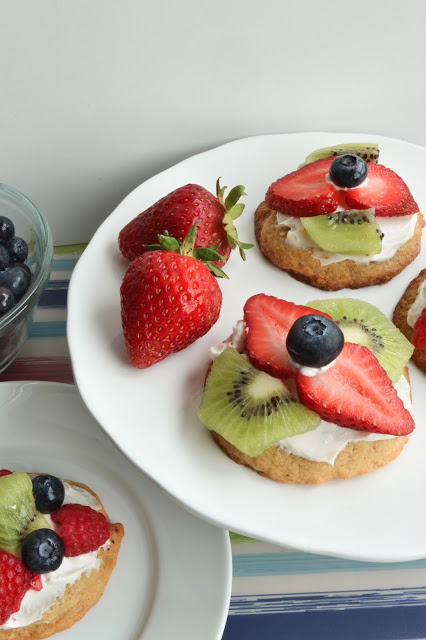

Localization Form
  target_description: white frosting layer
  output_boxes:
[288,355,336,377]
[407,279,426,328]
[276,374,412,464]
[1,483,109,630]
[209,320,246,359]
[276,212,418,266]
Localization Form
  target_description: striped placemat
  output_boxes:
[2,248,426,640]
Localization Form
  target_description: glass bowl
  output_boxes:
[0,183,53,373]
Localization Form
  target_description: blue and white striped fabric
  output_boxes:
[3,249,426,640]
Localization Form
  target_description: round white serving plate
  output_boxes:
[0,381,232,639]
[68,132,426,562]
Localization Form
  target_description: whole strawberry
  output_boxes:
[51,504,110,557]
[121,225,223,369]
[118,179,252,266]
[0,550,42,625]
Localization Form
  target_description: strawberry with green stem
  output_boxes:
[118,180,253,266]
[121,223,226,369]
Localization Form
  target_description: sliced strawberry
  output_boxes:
[412,308,426,350]
[345,163,418,216]
[265,157,339,217]
[296,342,414,435]
[243,294,331,378]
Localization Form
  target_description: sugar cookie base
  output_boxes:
[255,202,424,290]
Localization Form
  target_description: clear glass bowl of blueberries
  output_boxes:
[0,183,53,373]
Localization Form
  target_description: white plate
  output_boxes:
[68,132,426,562]
[0,381,231,639]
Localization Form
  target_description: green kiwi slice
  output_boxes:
[0,471,51,554]
[301,209,383,256]
[305,143,380,164]
[307,298,414,383]
[198,348,320,457]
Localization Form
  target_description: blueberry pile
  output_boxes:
[0,215,30,316]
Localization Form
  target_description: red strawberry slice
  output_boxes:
[296,342,414,435]
[345,163,418,217]
[412,308,426,350]
[244,294,331,378]
[265,157,340,217]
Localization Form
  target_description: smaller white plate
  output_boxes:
[0,381,232,640]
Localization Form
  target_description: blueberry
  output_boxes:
[329,154,368,188]
[6,236,28,264]
[22,529,64,573]
[13,262,31,277]
[0,245,9,270]
[0,287,15,316]
[0,217,14,244]
[32,475,65,513]
[286,314,344,367]
[0,265,31,300]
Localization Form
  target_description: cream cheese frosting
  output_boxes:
[275,212,418,266]
[407,279,426,328]
[1,482,110,630]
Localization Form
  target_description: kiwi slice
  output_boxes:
[0,471,51,554]
[305,143,380,164]
[301,209,383,256]
[307,298,414,384]
[198,348,320,457]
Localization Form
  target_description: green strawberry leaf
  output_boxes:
[194,247,226,262]
[225,186,246,211]
[205,261,229,279]
[180,222,198,255]
[215,178,252,261]
[143,243,162,251]
[158,234,181,252]
[227,203,245,221]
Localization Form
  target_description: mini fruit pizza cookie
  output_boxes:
[0,471,124,639]
[255,143,424,290]
[198,294,415,484]
[393,268,426,372]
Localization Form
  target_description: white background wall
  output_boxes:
[1,0,425,243]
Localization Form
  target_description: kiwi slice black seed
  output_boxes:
[307,298,414,384]
[305,143,380,165]
[0,471,50,554]
[198,348,320,457]
[301,208,383,256]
